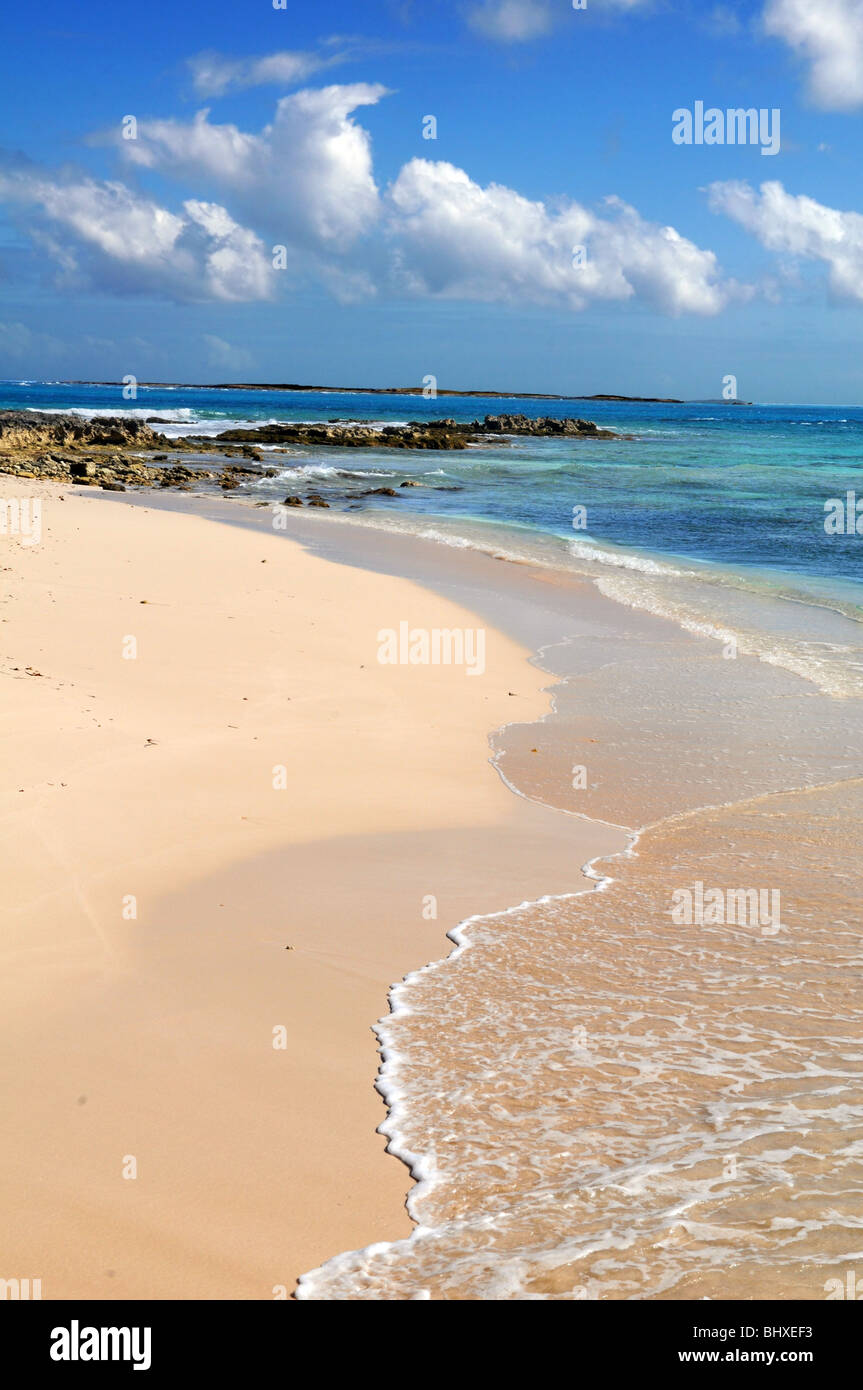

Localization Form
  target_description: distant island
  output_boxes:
[64,380,688,403]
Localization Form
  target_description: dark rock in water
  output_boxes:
[478,412,614,438]
[283,495,303,507]
[365,486,400,497]
[212,410,616,451]
[152,453,168,461]
[400,479,423,487]
[239,446,263,460]
[307,496,330,508]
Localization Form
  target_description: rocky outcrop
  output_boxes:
[0,410,174,452]
[0,407,619,498]
[209,422,470,450]
[210,412,617,450]
[0,451,213,489]
[478,413,610,436]
[0,409,285,491]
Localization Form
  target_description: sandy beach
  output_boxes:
[0,479,623,1299]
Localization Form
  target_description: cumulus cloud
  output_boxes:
[389,159,729,314]
[120,84,388,250]
[466,0,651,42]
[122,83,734,316]
[0,82,735,316]
[0,169,273,302]
[709,178,863,303]
[763,0,863,109]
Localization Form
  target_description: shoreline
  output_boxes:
[0,478,626,1298]
[5,476,862,1299]
[296,808,642,1299]
[270,507,863,1300]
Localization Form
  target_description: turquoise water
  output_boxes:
[6,380,861,584]
[6,380,863,693]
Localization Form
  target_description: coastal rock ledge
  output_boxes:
[0,410,172,452]
[211,413,618,449]
[0,408,620,491]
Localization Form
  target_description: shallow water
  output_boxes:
[297,779,863,1300]
[294,509,863,1300]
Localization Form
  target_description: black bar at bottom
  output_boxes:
[3,1298,856,1376]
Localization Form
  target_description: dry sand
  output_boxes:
[0,481,623,1298]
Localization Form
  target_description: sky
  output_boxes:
[1,0,863,400]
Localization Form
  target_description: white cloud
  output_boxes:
[188,48,339,98]
[763,0,863,109]
[389,159,729,314]
[121,84,388,250]
[0,169,273,302]
[709,178,863,303]
[1,83,735,317]
[115,82,729,316]
[183,200,274,300]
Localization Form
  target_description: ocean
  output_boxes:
[6,380,863,700]
[8,381,863,1299]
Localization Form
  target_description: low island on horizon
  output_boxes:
[61,380,700,403]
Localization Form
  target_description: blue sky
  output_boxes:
[2,0,863,400]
